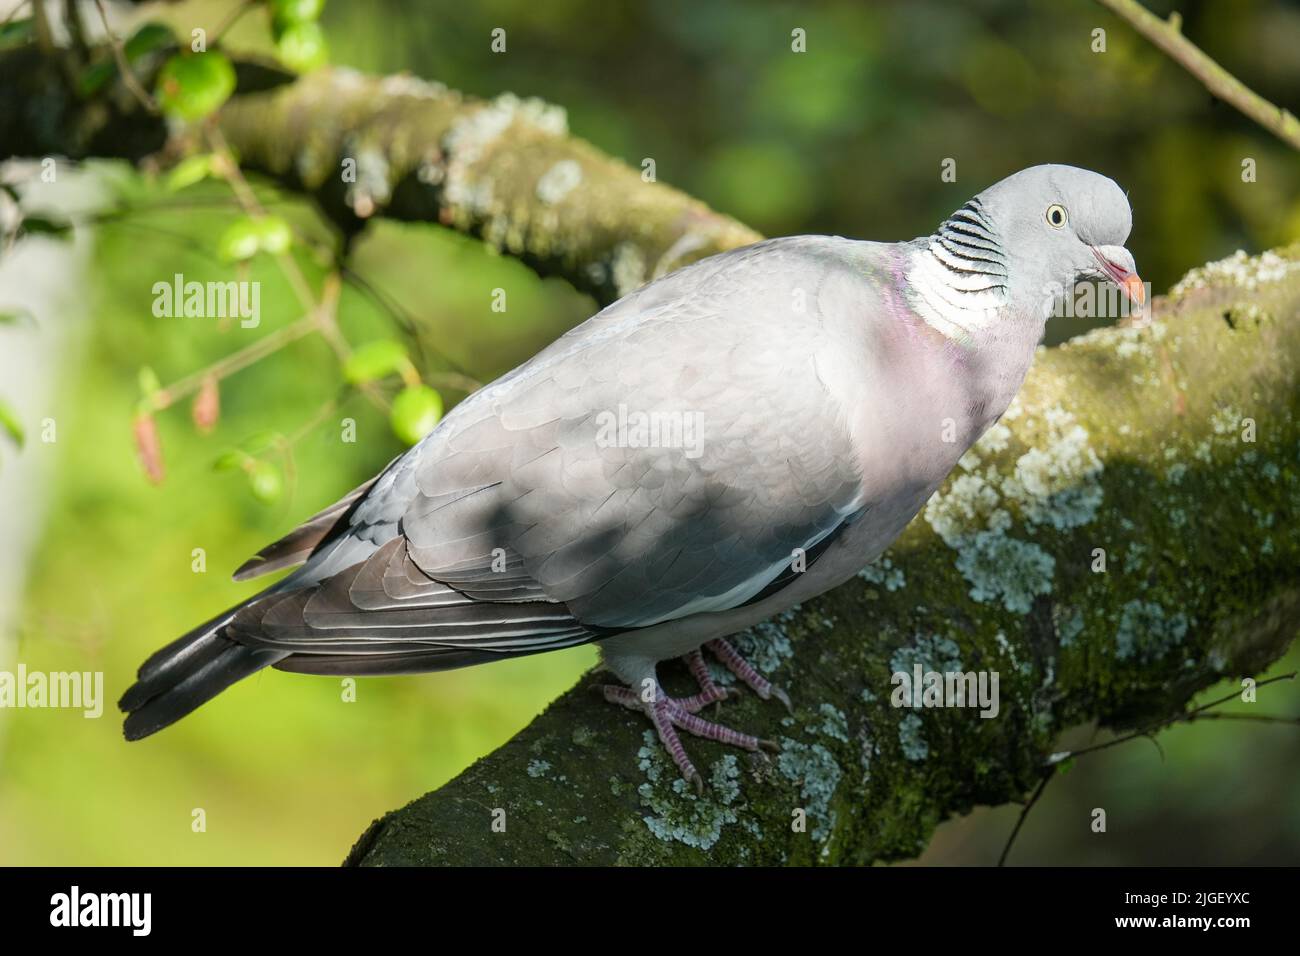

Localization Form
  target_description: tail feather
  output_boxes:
[135,604,238,682]
[119,600,285,741]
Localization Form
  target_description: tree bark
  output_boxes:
[0,49,758,307]
[3,40,1296,867]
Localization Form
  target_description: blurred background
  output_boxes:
[0,0,1297,865]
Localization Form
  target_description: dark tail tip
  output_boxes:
[121,640,279,740]
[120,606,279,740]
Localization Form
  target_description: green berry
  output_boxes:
[390,385,443,446]
[155,52,236,121]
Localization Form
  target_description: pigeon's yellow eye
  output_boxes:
[1046,204,1068,228]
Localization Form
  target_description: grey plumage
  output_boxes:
[120,164,1141,772]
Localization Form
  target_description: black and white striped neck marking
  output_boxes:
[908,198,1011,342]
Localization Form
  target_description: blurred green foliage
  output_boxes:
[2,0,1299,864]
[0,174,596,865]
[320,0,1300,297]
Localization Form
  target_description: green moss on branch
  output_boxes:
[1,46,758,308]
[215,69,758,305]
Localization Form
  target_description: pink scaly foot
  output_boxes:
[678,648,732,712]
[602,683,777,793]
[706,638,793,713]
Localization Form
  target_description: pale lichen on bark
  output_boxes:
[215,67,760,306]
[1,49,758,307]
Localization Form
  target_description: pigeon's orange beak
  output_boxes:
[1120,273,1145,305]
[1091,245,1145,306]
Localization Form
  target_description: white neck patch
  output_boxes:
[906,240,1010,343]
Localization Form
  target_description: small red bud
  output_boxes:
[192,375,220,434]
[133,413,165,485]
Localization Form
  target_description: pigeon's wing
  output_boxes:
[231,467,393,581]
[231,238,876,672]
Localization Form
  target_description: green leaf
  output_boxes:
[0,397,23,448]
[78,23,176,97]
[165,154,215,192]
[19,216,73,241]
[275,21,329,73]
[343,339,409,385]
[212,449,247,472]
[0,18,33,52]
[253,215,293,255]
[389,385,443,446]
[123,22,175,62]
[270,0,326,28]
[155,51,236,121]
[137,366,162,399]
[78,59,118,97]
[217,216,262,262]
[246,460,283,503]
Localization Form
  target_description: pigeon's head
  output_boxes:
[977,164,1143,310]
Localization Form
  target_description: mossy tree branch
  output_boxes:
[347,249,1300,865]
[0,45,758,307]
[2,39,1297,866]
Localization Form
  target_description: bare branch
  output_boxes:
[998,772,1053,867]
[1096,0,1300,151]
[93,0,158,115]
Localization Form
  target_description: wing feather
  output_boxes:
[220,237,876,673]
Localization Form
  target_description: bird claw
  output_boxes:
[600,639,792,787]
[705,638,790,708]
[688,770,705,795]
[602,681,777,787]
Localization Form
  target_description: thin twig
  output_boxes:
[1096,0,1300,151]
[998,771,1053,866]
[94,218,222,262]
[203,127,390,409]
[284,394,342,447]
[1186,712,1300,726]
[212,0,256,45]
[29,0,55,54]
[338,263,483,392]
[2,1,31,30]
[337,262,424,355]
[91,194,292,222]
[422,369,484,395]
[62,0,87,58]
[148,312,323,411]
[1144,731,1166,763]
[1052,671,1297,763]
[93,0,158,114]
[999,671,1298,865]
[206,131,322,330]
[205,129,267,216]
